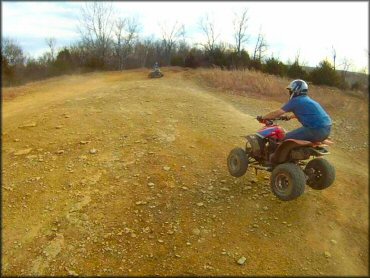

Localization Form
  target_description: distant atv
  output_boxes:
[227,117,335,201]
[148,68,164,78]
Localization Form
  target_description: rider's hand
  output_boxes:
[256,116,264,122]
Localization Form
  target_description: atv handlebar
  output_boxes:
[256,116,290,124]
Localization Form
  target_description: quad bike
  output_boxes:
[227,117,335,201]
[148,68,164,78]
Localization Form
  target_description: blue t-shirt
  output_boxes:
[281,95,332,128]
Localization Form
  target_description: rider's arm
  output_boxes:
[262,109,285,120]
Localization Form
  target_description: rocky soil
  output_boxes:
[2,68,368,276]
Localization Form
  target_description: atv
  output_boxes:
[148,68,164,78]
[227,117,335,201]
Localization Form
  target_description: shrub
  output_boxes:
[287,61,308,80]
[23,58,48,81]
[85,55,105,71]
[54,48,74,73]
[184,49,203,68]
[1,55,14,86]
[351,81,366,92]
[227,50,250,69]
[212,47,228,68]
[308,60,341,87]
[248,58,262,71]
[263,57,287,77]
[170,55,185,67]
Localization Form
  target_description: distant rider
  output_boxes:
[259,79,332,142]
[153,62,159,71]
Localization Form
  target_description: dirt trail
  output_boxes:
[2,68,368,276]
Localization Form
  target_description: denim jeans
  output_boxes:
[284,125,331,142]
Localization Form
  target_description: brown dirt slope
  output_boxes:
[2,68,368,276]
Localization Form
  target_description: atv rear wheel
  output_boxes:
[305,158,335,190]
[227,147,248,177]
[270,163,306,201]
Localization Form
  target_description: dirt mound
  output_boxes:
[2,68,368,276]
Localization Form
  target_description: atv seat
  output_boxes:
[270,139,331,164]
[276,139,333,147]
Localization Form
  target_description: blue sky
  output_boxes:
[2,1,369,72]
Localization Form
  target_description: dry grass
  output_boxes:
[196,68,289,101]
[195,68,368,121]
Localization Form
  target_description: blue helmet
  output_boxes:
[286,79,308,99]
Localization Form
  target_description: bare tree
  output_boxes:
[198,14,220,55]
[159,20,185,65]
[331,45,337,71]
[135,38,154,68]
[217,41,230,57]
[114,18,126,70]
[114,17,140,70]
[45,37,57,62]
[1,38,25,66]
[1,38,27,86]
[177,33,189,56]
[294,49,301,63]
[78,2,114,66]
[253,28,268,61]
[339,57,352,80]
[233,8,249,56]
[292,50,308,66]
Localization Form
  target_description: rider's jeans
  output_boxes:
[284,125,331,142]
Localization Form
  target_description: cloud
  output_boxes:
[2,2,81,39]
[2,1,368,71]
[244,2,369,70]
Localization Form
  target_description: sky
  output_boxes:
[2,1,369,73]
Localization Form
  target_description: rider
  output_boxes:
[153,62,159,71]
[259,79,332,142]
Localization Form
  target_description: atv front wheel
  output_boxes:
[270,163,306,201]
[305,158,335,190]
[148,71,164,78]
[227,147,248,177]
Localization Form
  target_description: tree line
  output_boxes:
[1,3,367,93]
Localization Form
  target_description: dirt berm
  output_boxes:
[2,68,368,276]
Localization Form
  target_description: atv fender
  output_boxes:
[270,139,314,164]
[245,134,264,157]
